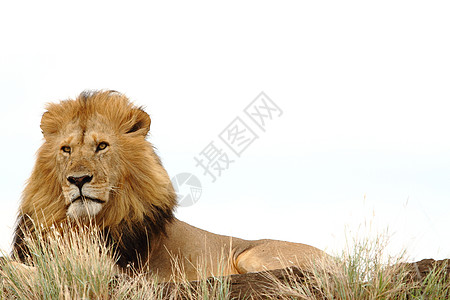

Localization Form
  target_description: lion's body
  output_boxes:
[13,90,325,281]
[149,219,324,280]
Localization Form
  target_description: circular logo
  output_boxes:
[171,173,202,207]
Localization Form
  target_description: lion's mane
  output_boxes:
[13,90,177,268]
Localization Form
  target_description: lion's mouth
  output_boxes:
[72,196,105,204]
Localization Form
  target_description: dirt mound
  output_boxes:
[404,259,450,281]
[196,259,450,299]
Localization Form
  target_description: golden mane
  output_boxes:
[14,90,177,268]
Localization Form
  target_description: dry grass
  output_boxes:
[264,232,450,299]
[0,224,448,299]
[0,223,231,299]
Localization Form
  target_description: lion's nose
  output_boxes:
[67,175,93,189]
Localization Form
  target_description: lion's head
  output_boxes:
[14,90,177,267]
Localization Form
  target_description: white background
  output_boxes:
[1,1,449,261]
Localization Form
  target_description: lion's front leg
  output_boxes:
[0,258,38,279]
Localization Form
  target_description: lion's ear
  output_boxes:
[124,109,151,136]
[40,111,58,138]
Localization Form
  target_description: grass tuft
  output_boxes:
[0,223,448,299]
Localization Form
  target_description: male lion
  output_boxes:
[13,90,325,281]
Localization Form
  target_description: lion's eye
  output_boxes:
[96,142,109,152]
[61,146,71,153]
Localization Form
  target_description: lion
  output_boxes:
[12,90,326,281]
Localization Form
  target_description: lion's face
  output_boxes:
[58,121,119,219]
[18,90,176,228]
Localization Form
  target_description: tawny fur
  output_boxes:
[13,90,326,281]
